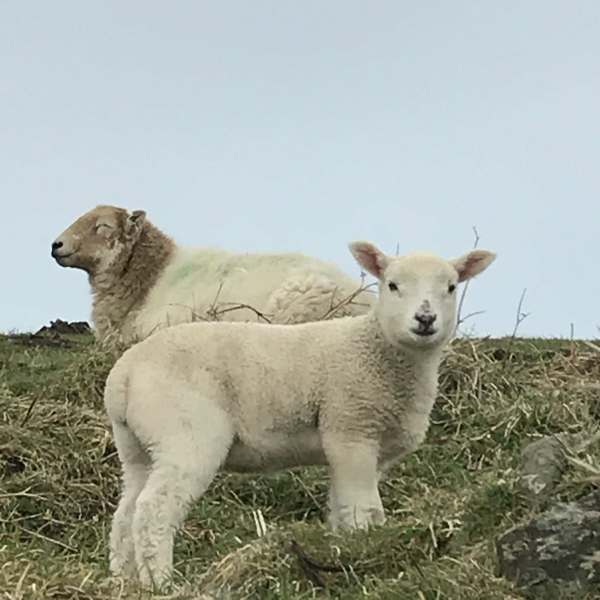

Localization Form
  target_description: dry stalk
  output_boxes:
[212,303,272,324]
[501,288,530,375]
[167,299,272,324]
[320,283,377,321]
[456,226,484,329]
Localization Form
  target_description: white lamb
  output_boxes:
[51,205,374,346]
[104,240,496,588]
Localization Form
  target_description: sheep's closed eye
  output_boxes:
[448,284,456,294]
[388,282,398,292]
[96,223,113,232]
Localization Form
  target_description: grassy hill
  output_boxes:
[1,329,599,599]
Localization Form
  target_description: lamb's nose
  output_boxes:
[415,312,437,327]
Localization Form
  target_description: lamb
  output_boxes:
[51,205,374,347]
[103,239,496,588]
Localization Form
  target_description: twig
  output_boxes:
[458,310,486,324]
[510,288,530,339]
[213,303,272,324]
[291,543,326,588]
[167,299,272,324]
[20,395,39,426]
[170,280,372,325]
[210,282,225,310]
[456,226,480,328]
[290,539,345,589]
[320,283,377,321]
[19,526,77,552]
[205,282,226,320]
[501,288,530,374]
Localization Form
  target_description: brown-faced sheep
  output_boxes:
[51,205,374,347]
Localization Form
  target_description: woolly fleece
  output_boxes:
[104,241,496,587]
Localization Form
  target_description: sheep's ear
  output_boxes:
[348,241,389,279]
[125,210,146,238]
[450,249,496,282]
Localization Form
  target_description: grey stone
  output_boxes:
[519,435,569,500]
[497,490,600,598]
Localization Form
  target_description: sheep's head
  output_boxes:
[51,205,146,277]
[349,241,496,350]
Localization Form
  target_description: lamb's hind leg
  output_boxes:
[109,421,150,579]
[132,401,234,590]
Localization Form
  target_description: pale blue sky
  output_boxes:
[2,1,599,337]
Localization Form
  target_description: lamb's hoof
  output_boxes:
[109,557,137,581]
[334,506,386,531]
[137,566,173,593]
[106,574,135,589]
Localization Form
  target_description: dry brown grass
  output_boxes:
[1,331,599,599]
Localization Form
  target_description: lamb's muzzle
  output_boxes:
[413,311,437,336]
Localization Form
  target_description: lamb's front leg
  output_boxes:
[327,484,341,529]
[323,437,385,530]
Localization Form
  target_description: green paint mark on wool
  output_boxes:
[166,250,237,287]
[170,262,206,283]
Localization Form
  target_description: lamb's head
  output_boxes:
[51,205,146,276]
[349,241,496,350]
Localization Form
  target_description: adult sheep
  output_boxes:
[104,239,496,588]
[51,205,374,346]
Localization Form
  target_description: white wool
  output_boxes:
[104,241,496,588]
[126,246,372,341]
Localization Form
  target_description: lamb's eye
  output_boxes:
[448,284,456,294]
[388,282,398,292]
[96,223,112,232]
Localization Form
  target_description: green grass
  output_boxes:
[1,332,600,599]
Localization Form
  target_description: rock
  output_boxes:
[35,319,91,335]
[496,489,600,598]
[518,435,568,501]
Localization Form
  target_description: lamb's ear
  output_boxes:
[348,241,389,279]
[450,249,496,282]
[125,210,146,238]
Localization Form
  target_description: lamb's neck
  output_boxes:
[350,312,444,378]
[91,222,176,334]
